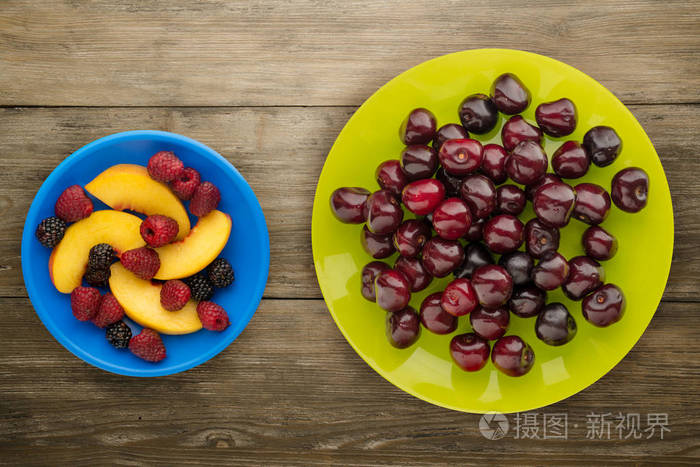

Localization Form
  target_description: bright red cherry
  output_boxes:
[402,179,446,216]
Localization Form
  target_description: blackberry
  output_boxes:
[207,258,235,288]
[106,321,132,349]
[183,273,214,301]
[88,243,115,270]
[84,267,110,288]
[35,216,67,248]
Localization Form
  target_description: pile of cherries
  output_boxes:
[330,72,649,377]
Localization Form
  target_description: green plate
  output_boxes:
[311,49,673,413]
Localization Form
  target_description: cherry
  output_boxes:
[491,73,531,114]
[399,108,437,145]
[464,217,486,242]
[375,269,411,312]
[535,303,577,346]
[400,145,439,181]
[360,261,390,302]
[496,184,526,216]
[366,189,404,234]
[435,167,463,197]
[524,218,560,259]
[458,94,498,134]
[402,179,445,215]
[498,251,533,287]
[433,123,469,152]
[582,284,625,327]
[386,307,421,348]
[501,116,543,152]
[481,143,509,184]
[393,219,431,258]
[432,197,472,240]
[394,256,432,293]
[508,286,546,318]
[533,182,576,228]
[611,167,649,213]
[438,138,484,176]
[470,306,509,340]
[552,141,590,179]
[454,242,494,279]
[375,160,408,197]
[330,187,370,223]
[532,251,569,291]
[535,98,577,137]
[562,256,604,301]
[583,126,622,167]
[420,292,457,334]
[506,140,548,185]
[450,333,490,372]
[525,173,562,201]
[483,214,524,254]
[491,335,535,377]
[360,225,395,259]
[572,183,611,225]
[472,265,513,309]
[441,278,478,317]
[460,174,496,219]
[582,226,618,261]
[421,237,464,278]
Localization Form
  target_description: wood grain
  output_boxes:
[1,0,698,107]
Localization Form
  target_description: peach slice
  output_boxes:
[109,263,202,335]
[154,210,232,280]
[85,164,190,240]
[49,210,145,293]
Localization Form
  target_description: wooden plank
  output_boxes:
[0,105,697,299]
[0,298,698,465]
[0,0,698,107]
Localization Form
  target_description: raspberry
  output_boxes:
[183,273,214,301]
[84,267,110,288]
[140,215,179,247]
[196,301,230,331]
[147,151,184,183]
[88,243,114,270]
[55,185,93,222]
[190,181,221,217]
[91,293,125,328]
[35,216,66,248]
[121,247,160,280]
[160,280,191,311]
[106,321,132,349]
[129,328,166,362]
[207,258,235,288]
[170,167,201,201]
[70,286,101,321]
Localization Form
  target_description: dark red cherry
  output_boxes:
[498,251,533,287]
[491,73,531,115]
[441,278,478,317]
[552,141,590,179]
[421,237,464,278]
[524,218,560,259]
[375,269,411,312]
[508,286,546,318]
[365,189,404,234]
[572,183,611,225]
[583,126,622,167]
[460,174,496,219]
[453,242,494,279]
[535,98,577,137]
[525,173,562,201]
[582,284,625,327]
[360,225,395,259]
[399,108,437,145]
[400,145,439,181]
[360,261,390,302]
[535,303,577,346]
[472,265,513,309]
[505,140,548,185]
[481,143,509,184]
[420,292,457,334]
[402,179,445,216]
[386,307,421,348]
[438,139,484,176]
[533,182,576,228]
[330,187,370,223]
[532,252,569,291]
[394,256,432,292]
[611,167,649,213]
[375,160,408,197]
[393,219,431,258]
[433,123,469,152]
[482,214,524,254]
[501,116,543,152]
[435,167,464,197]
[463,217,486,242]
[491,335,535,377]
[496,184,526,216]
[432,197,472,240]
[562,256,604,301]
[458,94,498,134]
[470,306,509,341]
[450,333,490,372]
[582,226,618,261]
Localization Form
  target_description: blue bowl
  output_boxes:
[21,130,270,376]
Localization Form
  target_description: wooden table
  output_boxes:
[1,1,699,464]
